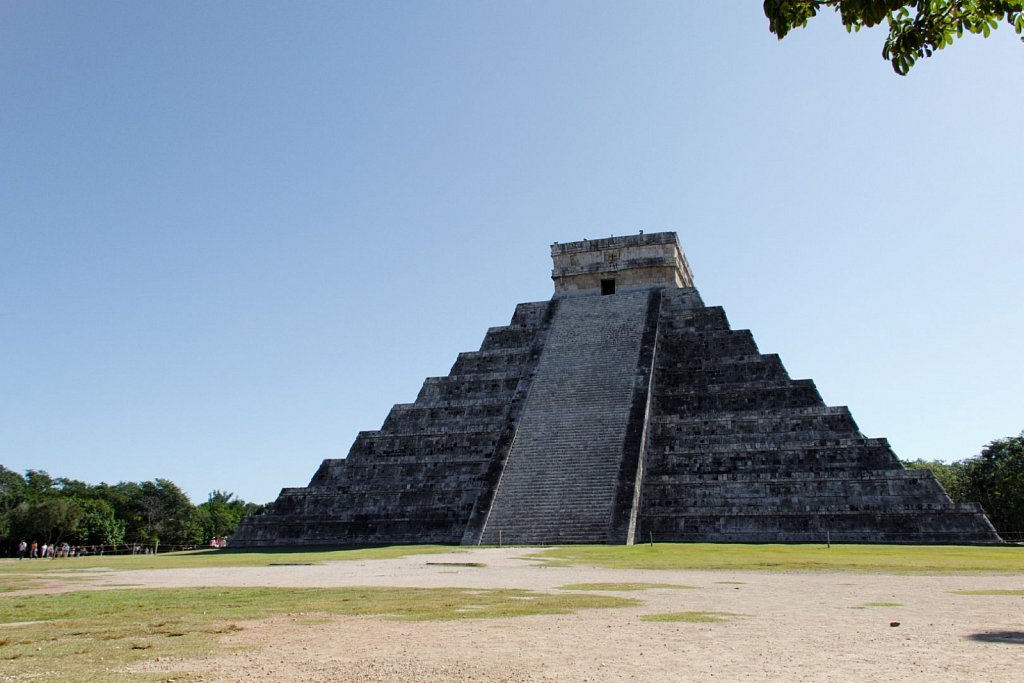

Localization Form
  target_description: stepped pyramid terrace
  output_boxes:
[232,232,1001,546]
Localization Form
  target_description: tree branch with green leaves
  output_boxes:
[764,1,1024,74]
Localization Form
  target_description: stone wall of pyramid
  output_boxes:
[636,287,997,543]
[231,300,556,546]
[232,233,1000,546]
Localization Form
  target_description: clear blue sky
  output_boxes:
[2,2,1021,504]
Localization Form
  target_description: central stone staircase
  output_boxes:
[477,291,653,544]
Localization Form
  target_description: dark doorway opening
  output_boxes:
[601,278,616,295]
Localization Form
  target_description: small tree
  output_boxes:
[196,491,265,541]
[72,499,126,546]
[133,479,202,547]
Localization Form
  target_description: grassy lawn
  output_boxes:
[532,543,1024,573]
[0,546,465,595]
[0,542,1020,680]
[0,544,454,575]
[4,542,1020,681]
[0,586,636,682]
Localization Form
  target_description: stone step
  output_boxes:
[643,467,940,484]
[645,449,899,476]
[416,374,523,402]
[449,347,535,375]
[656,329,760,358]
[653,434,882,450]
[652,405,851,424]
[479,325,544,352]
[654,381,824,414]
[655,355,789,385]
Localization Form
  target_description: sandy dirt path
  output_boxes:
[37,548,1024,681]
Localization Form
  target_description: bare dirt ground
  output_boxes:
[55,548,1024,681]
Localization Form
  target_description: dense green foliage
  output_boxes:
[904,432,1024,536]
[764,1,1024,73]
[959,435,1024,534]
[0,467,264,554]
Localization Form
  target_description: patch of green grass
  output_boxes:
[0,586,637,625]
[0,586,635,681]
[950,589,1024,596]
[532,543,1024,574]
[0,545,456,579]
[0,546,460,595]
[0,572,98,592]
[642,611,743,623]
[557,582,694,591]
[0,574,43,592]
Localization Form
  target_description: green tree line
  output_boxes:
[0,467,264,555]
[904,432,1024,536]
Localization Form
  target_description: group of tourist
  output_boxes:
[11,539,226,558]
[15,540,94,559]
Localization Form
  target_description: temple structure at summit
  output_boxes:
[232,232,1000,546]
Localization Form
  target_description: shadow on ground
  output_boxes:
[966,631,1024,644]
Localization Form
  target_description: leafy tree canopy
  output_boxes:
[764,1,1024,73]
[960,433,1024,535]
[0,470,264,553]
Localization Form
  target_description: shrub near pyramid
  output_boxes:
[232,232,1000,546]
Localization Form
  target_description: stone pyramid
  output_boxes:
[232,232,1000,546]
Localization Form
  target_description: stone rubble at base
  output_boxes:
[232,232,1000,546]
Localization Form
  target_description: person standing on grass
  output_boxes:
[30,541,37,558]
[17,540,27,559]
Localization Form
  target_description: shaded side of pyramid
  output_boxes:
[636,287,999,543]
[231,300,557,546]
